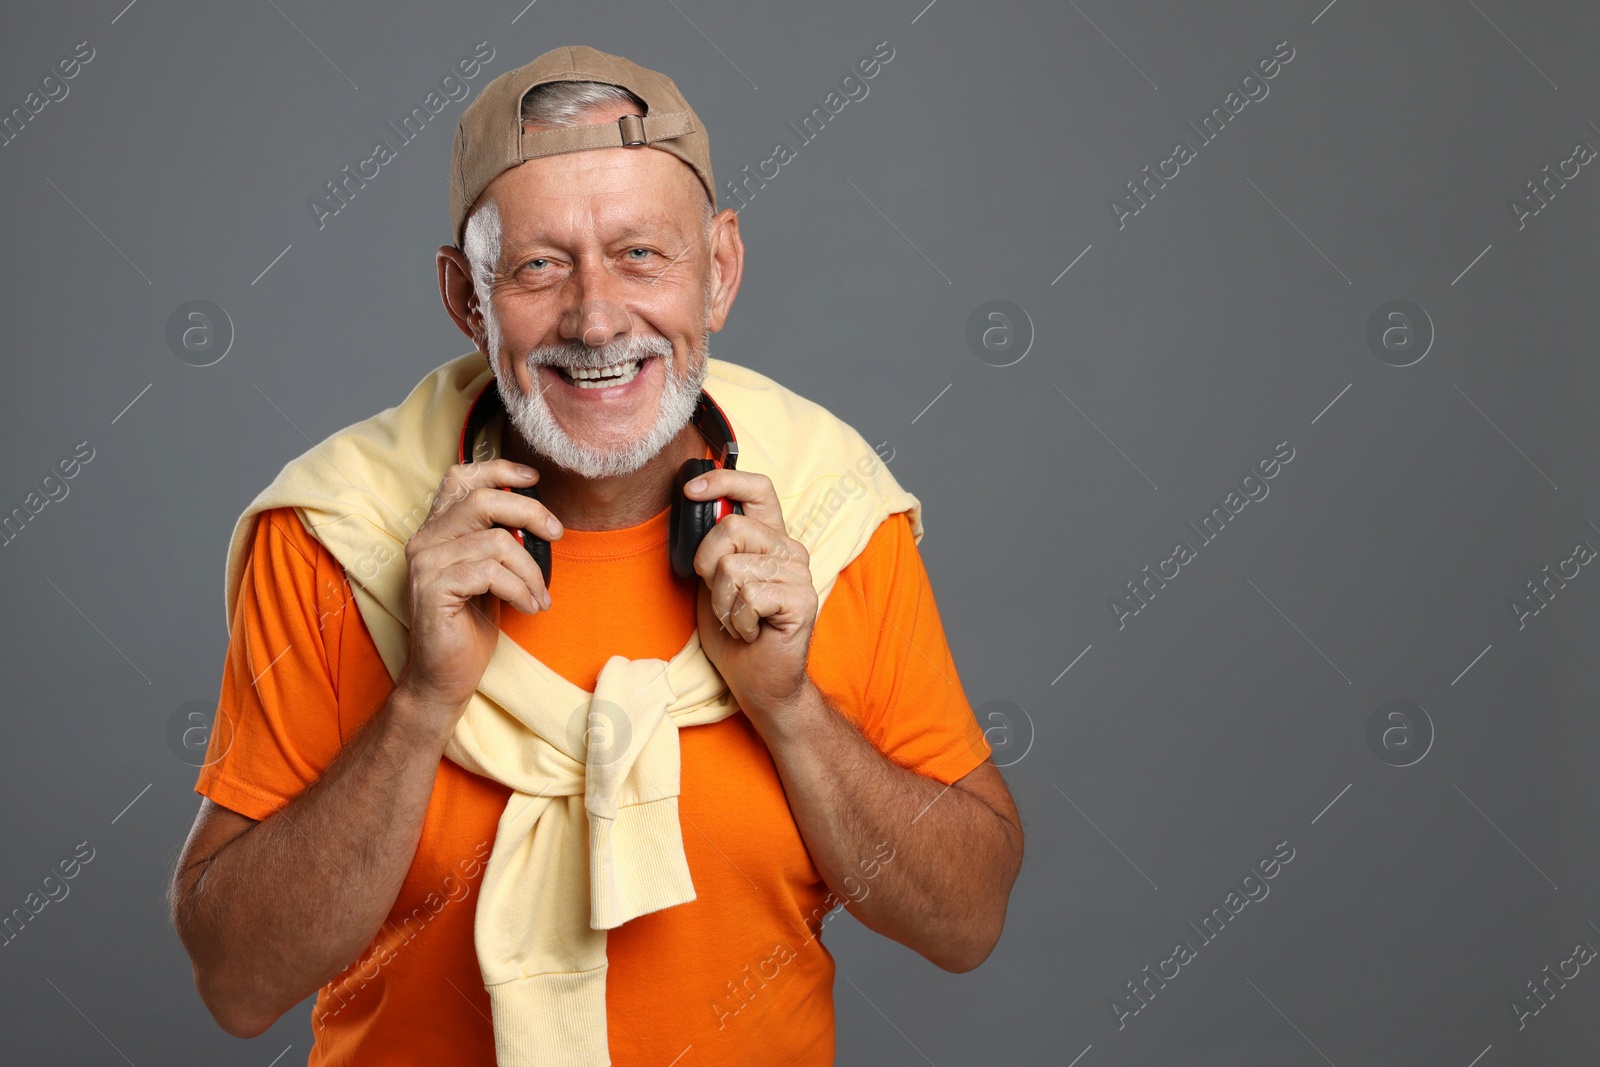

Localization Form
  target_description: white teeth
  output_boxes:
[562,359,643,388]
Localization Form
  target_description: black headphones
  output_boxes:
[458,378,743,589]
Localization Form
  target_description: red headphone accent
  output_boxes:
[457,378,743,589]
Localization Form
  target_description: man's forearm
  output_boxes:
[173,687,453,1035]
[747,679,1022,971]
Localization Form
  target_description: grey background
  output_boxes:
[2,0,1597,1063]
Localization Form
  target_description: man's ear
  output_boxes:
[705,208,744,334]
[437,244,487,353]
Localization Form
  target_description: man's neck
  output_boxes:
[500,419,708,532]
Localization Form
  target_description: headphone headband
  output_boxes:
[689,391,739,471]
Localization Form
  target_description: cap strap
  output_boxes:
[518,111,698,162]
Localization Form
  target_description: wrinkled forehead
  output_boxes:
[482,145,707,247]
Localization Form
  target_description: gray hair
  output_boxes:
[520,79,647,127]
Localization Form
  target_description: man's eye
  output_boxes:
[525,258,549,270]
[626,248,652,260]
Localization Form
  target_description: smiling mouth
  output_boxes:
[553,358,646,389]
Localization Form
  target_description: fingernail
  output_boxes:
[547,517,562,536]
[516,465,536,477]
[687,477,706,493]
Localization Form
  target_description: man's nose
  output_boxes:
[561,262,630,347]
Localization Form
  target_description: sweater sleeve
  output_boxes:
[193,508,355,821]
[808,510,991,786]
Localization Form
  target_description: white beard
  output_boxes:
[496,331,710,481]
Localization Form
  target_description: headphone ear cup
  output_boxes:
[508,485,553,591]
[670,458,718,579]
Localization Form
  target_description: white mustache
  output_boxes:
[524,335,673,372]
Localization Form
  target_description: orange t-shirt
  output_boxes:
[196,500,988,1066]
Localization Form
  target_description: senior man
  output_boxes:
[170,45,1022,1066]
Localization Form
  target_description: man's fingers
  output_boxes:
[707,552,813,637]
[722,584,762,641]
[692,513,807,585]
[682,468,785,530]
[705,550,800,624]
[428,458,539,521]
[417,482,563,550]
[416,459,550,543]
[417,527,550,612]
[719,580,813,641]
[433,557,541,616]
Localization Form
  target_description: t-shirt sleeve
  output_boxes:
[193,507,355,821]
[809,509,991,786]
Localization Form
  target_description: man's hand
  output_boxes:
[397,458,563,739]
[682,477,1025,973]
[683,469,818,719]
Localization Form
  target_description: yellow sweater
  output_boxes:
[223,351,921,1066]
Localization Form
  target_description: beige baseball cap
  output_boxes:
[448,45,717,249]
